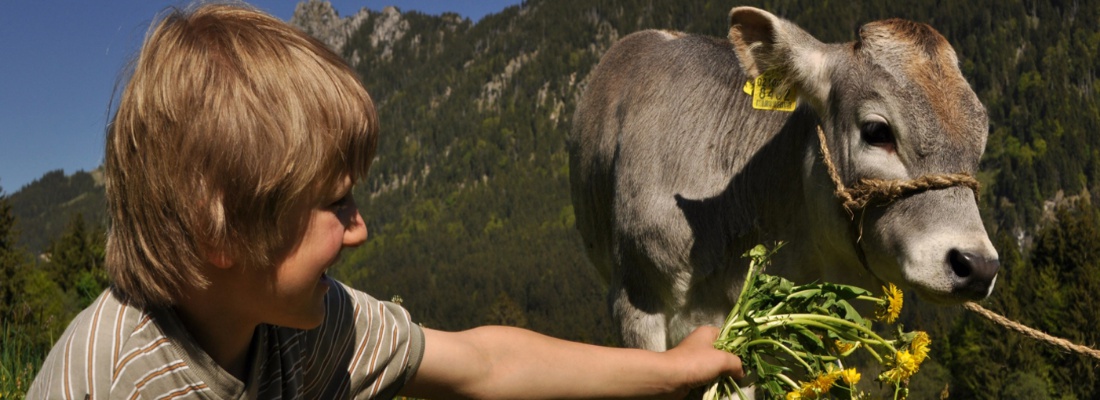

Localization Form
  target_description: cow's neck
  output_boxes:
[724,107,867,287]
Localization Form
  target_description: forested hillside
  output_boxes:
[3,0,1100,398]
[6,169,106,252]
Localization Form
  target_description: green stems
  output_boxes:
[742,338,817,371]
[707,243,923,400]
[718,314,896,348]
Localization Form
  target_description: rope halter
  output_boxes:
[815,126,981,214]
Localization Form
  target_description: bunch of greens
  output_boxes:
[705,244,929,400]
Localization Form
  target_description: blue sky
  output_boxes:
[0,0,523,194]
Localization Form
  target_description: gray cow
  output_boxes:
[568,7,1000,351]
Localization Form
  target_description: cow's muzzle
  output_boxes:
[947,249,999,300]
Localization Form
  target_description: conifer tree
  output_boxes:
[0,186,24,318]
[44,213,108,308]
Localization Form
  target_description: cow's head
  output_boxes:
[728,7,999,302]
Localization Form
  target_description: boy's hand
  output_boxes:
[663,326,745,396]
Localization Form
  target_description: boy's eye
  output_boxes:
[328,194,352,211]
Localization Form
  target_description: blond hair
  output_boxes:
[105,3,378,307]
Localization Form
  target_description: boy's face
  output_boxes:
[245,176,366,329]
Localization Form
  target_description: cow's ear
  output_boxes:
[728,7,832,105]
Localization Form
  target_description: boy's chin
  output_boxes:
[282,309,326,330]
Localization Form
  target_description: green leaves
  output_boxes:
[708,243,925,400]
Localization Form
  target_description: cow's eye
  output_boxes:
[860,121,895,150]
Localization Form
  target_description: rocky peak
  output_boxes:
[289,0,370,53]
[369,6,410,61]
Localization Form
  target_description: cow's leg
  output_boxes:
[611,284,667,351]
[610,245,671,351]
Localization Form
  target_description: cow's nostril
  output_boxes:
[948,249,972,278]
[947,249,1001,300]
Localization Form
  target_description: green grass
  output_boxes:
[0,320,49,400]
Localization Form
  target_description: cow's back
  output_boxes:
[569,30,785,283]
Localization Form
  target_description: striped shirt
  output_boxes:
[27,281,424,399]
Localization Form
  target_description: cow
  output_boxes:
[568,6,1000,351]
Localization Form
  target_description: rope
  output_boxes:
[814,125,1100,361]
[963,302,1100,361]
[815,126,980,213]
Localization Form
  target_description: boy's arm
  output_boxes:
[400,325,742,400]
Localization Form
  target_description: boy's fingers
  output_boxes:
[726,354,745,381]
[701,326,744,380]
[677,326,745,382]
[713,347,744,381]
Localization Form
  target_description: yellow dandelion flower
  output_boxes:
[880,350,920,383]
[875,283,904,323]
[910,331,931,363]
[841,368,861,386]
[790,382,818,399]
[787,375,830,400]
[805,369,840,395]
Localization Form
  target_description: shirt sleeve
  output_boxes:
[299,281,425,399]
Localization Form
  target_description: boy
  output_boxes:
[28,3,742,399]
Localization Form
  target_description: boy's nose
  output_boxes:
[344,211,367,246]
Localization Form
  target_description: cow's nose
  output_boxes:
[947,249,1000,299]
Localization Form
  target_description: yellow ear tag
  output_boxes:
[744,69,798,112]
